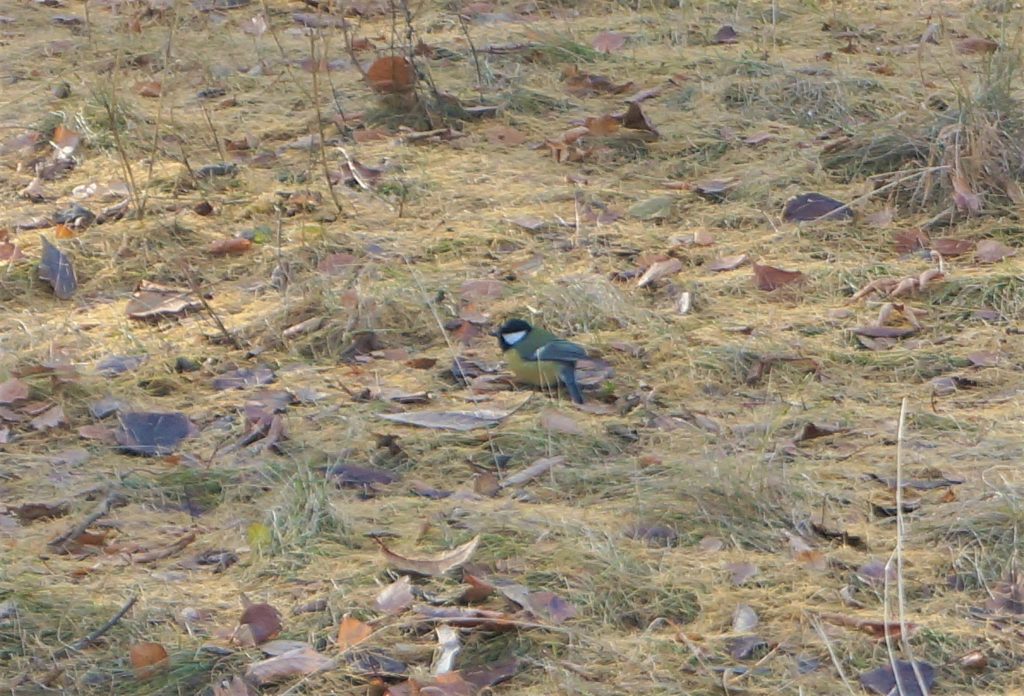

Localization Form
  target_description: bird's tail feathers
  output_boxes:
[559,367,584,405]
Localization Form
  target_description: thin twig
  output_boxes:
[47,492,125,551]
[309,34,344,216]
[183,265,243,349]
[884,397,932,695]
[50,595,139,660]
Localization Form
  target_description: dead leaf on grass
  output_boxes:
[30,405,65,431]
[787,532,827,570]
[592,31,626,53]
[378,405,519,431]
[931,238,974,256]
[753,262,804,291]
[366,56,415,93]
[975,239,1016,263]
[115,411,195,456]
[126,282,203,320]
[732,604,758,632]
[209,237,252,255]
[707,254,748,272]
[859,660,935,696]
[713,24,739,44]
[245,646,335,686]
[956,37,998,54]
[501,455,565,488]
[782,192,852,222]
[236,602,282,646]
[376,536,479,577]
[213,367,275,390]
[637,257,682,288]
[485,125,527,146]
[375,576,415,615]
[0,378,29,404]
[135,80,162,97]
[539,409,584,435]
[950,171,982,214]
[39,237,77,299]
[130,641,169,678]
[820,612,917,641]
[337,614,374,650]
[726,561,758,585]
[212,675,256,696]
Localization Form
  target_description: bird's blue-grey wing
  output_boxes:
[527,340,587,363]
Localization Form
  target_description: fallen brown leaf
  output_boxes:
[753,262,804,291]
[376,536,479,577]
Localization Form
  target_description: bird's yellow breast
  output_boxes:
[504,348,564,387]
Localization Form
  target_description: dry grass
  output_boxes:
[2,0,1024,693]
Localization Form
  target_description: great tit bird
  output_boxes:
[493,318,586,404]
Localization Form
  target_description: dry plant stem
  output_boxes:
[809,165,949,223]
[883,396,932,696]
[47,492,125,551]
[139,2,179,217]
[183,266,243,349]
[201,103,227,163]
[453,6,485,100]
[105,56,143,217]
[809,614,858,696]
[50,595,138,660]
[309,34,344,216]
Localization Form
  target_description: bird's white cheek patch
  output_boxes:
[502,330,527,345]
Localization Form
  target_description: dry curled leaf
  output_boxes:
[753,263,804,291]
[236,603,282,646]
[376,536,479,577]
[707,253,748,272]
[637,257,682,287]
[38,236,77,299]
[245,646,335,686]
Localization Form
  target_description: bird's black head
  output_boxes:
[493,318,533,351]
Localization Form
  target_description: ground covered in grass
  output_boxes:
[1,0,1023,693]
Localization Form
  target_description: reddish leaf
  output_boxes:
[237,603,282,646]
[366,56,415,94]
[820,613,917,640]
[956,37,998,54]
[135,81,162,97]
[337,615,373,651]
[752,262,804,291]
[130,642,169,678]
[317,252,359,276]
[592,31,627,53]
[621,102,659,137]
[209,237,252,255]
[485,125,527,146]
[931,238,974,256]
